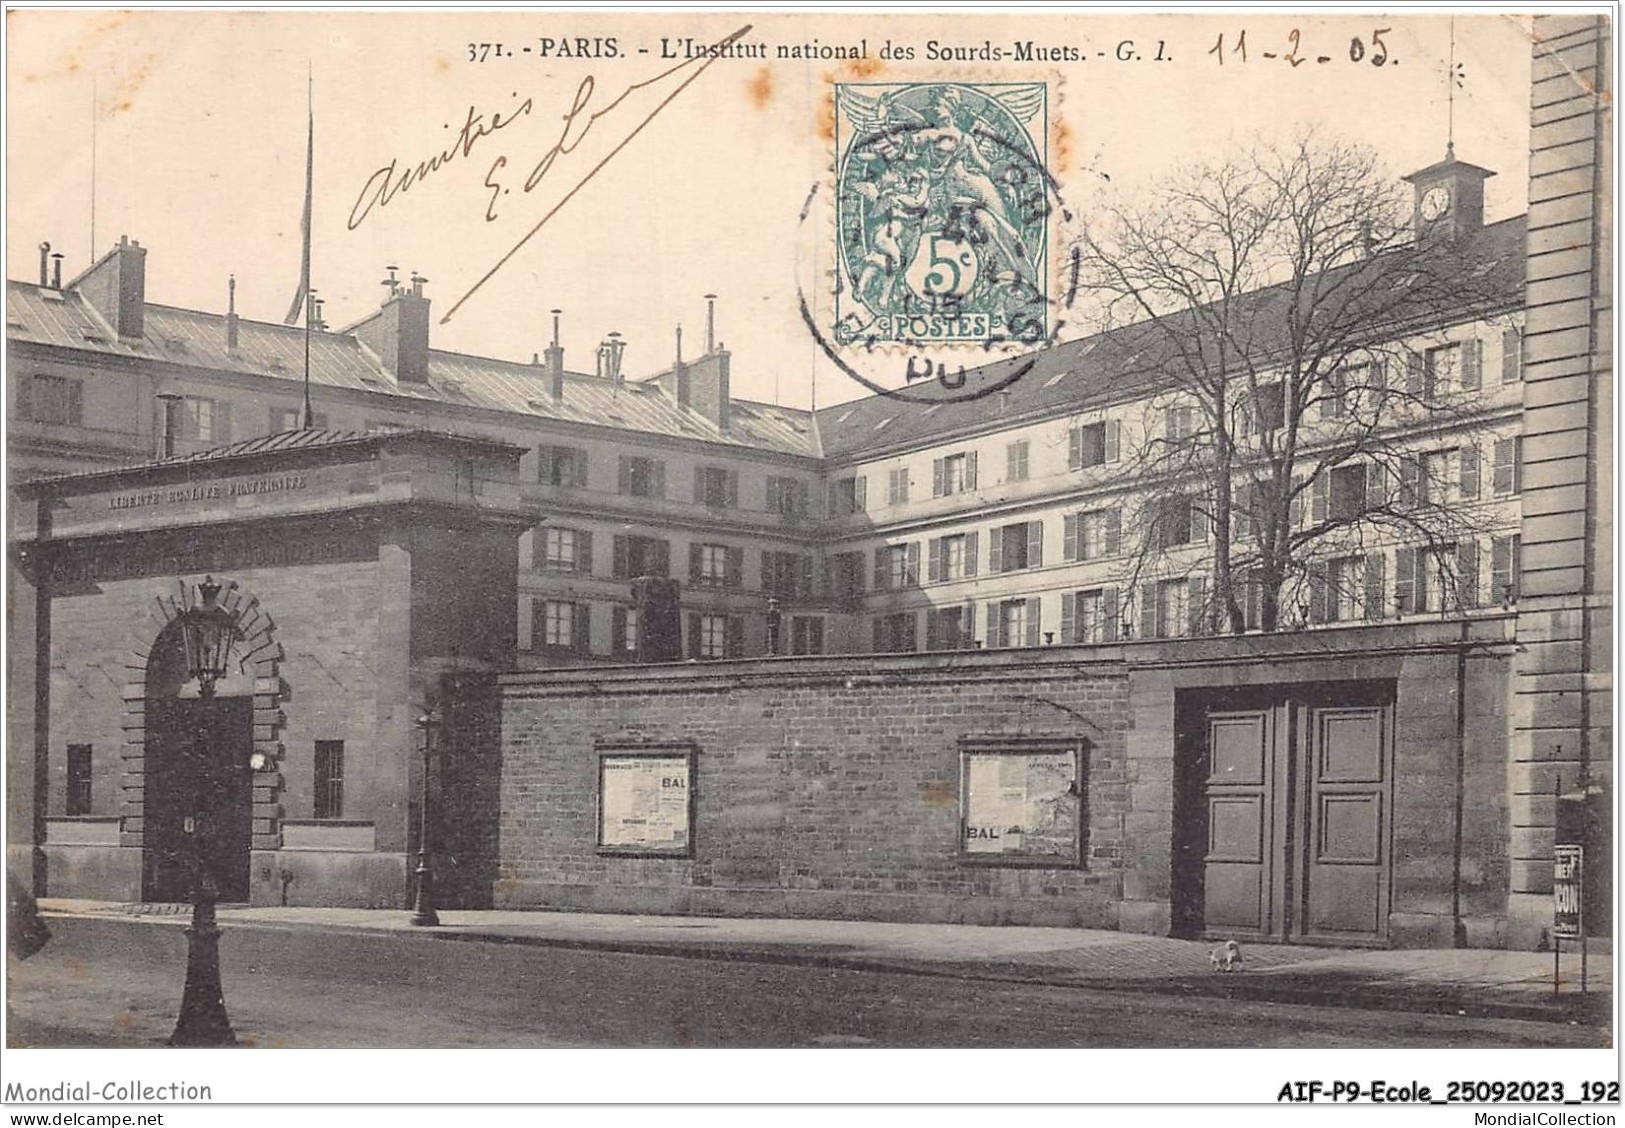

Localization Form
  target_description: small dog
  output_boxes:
[1210,938,1243,973]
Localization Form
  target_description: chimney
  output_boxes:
[682,293,730,431]
[51,254,63,290]
[598,332,626,392]
[38,242,50,287]
[545,309,566,400]
[704,293,717,354]
[225,275,239,351]
[75,234,146,338]
[349,267,430,383]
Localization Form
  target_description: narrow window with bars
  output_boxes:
[66,744,92,816]
[314,740,344,819]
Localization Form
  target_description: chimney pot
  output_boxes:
[545,309,566,399]
[226,274,240,350]
[38,242,50,287]
[704,294,717,354]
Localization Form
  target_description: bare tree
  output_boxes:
[1074,132,1520,634]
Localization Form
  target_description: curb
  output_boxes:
[41,908,1610,1027]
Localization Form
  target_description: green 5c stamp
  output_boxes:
[834,82,1049,348]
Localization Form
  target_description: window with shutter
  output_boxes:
[1502,326,1523,383]
[1394,547,1417,613]
[965,531,979,576]
[988,527,1004,574]
[1063,514,1079,561]
[1027,520,1043,568]
[1311,472,1329,523]
[1363,553,1386,621]
[1006,440,1029,482]
[1060,591,1076,644]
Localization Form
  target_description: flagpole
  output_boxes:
[301,67,315,429]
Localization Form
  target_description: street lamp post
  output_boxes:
[410,710,441,927]
[168,577,237,1048]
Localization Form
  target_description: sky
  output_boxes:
[7,9,1536,410]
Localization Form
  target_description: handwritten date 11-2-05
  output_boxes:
[1209,27,1395,67]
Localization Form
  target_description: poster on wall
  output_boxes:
[599,752,693,854]
[961,747,1081,862]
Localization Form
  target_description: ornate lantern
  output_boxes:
[178,576,236,698]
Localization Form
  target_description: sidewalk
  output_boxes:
[38,899,1613,1025]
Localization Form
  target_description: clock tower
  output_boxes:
[1402,144,1495,243]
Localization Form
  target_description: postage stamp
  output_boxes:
[832,82,1051,349]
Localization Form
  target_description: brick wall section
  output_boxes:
[488,652,1132,927]
[479,620,1513,939]
[1509,14,1612,943]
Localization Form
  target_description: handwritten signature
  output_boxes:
[338,24,751,327]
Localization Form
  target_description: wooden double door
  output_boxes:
[143,695,254,903]
[1175,687,1395,945]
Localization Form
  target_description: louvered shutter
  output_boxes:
[1101,588,1119,641]
[618,456,631,494]
[1460,445,1481,498]
[1399,458,1420,507]
[1307,563,1329,624]
[933,457,946,497]
[572,602,591,653]
[726,547,744,589]
[1363,554,1386,621]
[576,531,594,575]
[1492,535,1520,603]
[1457,541,1480,610]
[1189,576,1208,636]
[652,460,666,500]
[1025,601,1041,647]
[726,470,739,508]
[612,535,629,579]
[964,452,978,490]
[689,543,703,582]
[1105,509,1121,556]
[903,612,918,653]
[1288,476,1304,527]
[907,542,920,586]
[1060,592,1076,644]
[1068,428,1083,470]
[571,449,588,487]
[1492,438,1515,495]
[687,612,702,659]
[873,547,889,591]
[611,606,628,656]
[1063,514,1079,561]
[1394,548,1417,614]
[854,475,866,511]
[726,617,744,658]
[927,538,943,583]
[1312,472,1329,523]
[1460,339,1482,390]
[1502,327,1522,383]
[694,466,706,504]
[1366,463,1388,508]
[986,603,1002,649]
[988,527,1004,574]
[961,601,976,647]
[964,532,978,576]
[1104,420,1120,462]
[1141,584,1160,639]
[1405,352,1424,395]
[1027,520,1044,568]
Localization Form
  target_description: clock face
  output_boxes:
[1420,185,1452,222]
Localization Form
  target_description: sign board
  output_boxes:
[961,746,1081,864]
[598,751,693,855]
[1553,843,1584,940]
